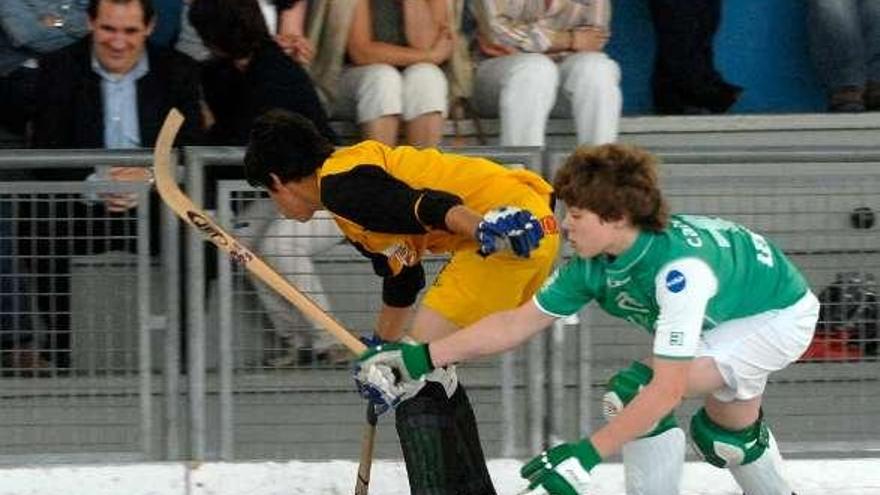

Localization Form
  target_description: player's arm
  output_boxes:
[355,299,556,408]
[322,165,543,257]
[430,300,556,365]
[357,257,595,391]
[350,240,425,342]
[376,304,411,342]
[590,357,689,457]
[321,165,463,234]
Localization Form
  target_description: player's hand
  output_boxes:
[476,206,544,258]
[352,334,393,415]
[353,341,433,410]
[519,440,601,495]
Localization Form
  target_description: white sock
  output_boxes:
[729,431,792,495]
[622,427,686,495]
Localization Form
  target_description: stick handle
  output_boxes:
[354,405,378,495]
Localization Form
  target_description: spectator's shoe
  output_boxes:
[653,81,742,115]
[1,347,53,377]
[702,82,743,114]
[866,81,880,111]
[314,345,352,369]
[678,105,713,115]
[266,349,298,368]
[829,85,866,112]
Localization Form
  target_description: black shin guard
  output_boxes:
[395,382,496,495]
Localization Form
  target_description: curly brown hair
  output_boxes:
[553,144,669,231]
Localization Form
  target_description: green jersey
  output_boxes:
[534,214,808,359]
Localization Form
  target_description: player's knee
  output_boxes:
[603,361,678,438]
[690,407,770,468]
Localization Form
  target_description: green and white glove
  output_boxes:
[519,440,602,495]
[353,341,435,409]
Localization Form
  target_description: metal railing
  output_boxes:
[0,150,181,463]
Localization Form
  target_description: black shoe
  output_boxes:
[702,82,743,113]
[829,85,865,112]
[865,81,880,111]
[654,82,742,115]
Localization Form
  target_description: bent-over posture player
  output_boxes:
[358,144,816,495]
[244,108,560,494]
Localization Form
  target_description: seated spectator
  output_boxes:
[26,0,202,367]
[336,0,452,147]
[176,0,312,64]
[0,0,90,143]
[469,0,621,147]
[648,0,742,115]
[189,0,347,366]
[806,0,880,112]
[232,201,346,367]
[188,0,334,145]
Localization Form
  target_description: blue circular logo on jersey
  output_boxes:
[665,270,686,293]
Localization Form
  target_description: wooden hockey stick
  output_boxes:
[152,108,366,355]
[354,404,379,495]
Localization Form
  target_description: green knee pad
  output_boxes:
[603,361,678,438]
[690,407,770,468]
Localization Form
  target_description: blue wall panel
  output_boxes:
[607,0,826,114]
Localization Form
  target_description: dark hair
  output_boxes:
[188,0,271,60]
[554,144,669,231]
[244,109,335,190]
[88,0,155,25]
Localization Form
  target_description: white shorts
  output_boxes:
[334,63,448,123]
[696,291,819,402]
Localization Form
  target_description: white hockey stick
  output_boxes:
[152,108,366,355]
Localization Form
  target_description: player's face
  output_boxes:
[89,0,154,75]
[268,181,316,222]
[561,206,621,258]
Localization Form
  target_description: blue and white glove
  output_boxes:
[352,335,393,416]
[476,206,544,258]
[352,340,433,413]
[519,440,601,495]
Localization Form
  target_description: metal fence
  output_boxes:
[0,145,878,465]
[0,150,181,463]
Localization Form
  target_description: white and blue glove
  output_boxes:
[476,206,544,258]
[352,339,433,413]
[519,440,602,495]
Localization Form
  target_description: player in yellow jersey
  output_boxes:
[244,109,560,494]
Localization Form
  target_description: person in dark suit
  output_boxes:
[25,0,202,368]
[648,0,742,115]
[33,0,201,157]
[187,0,335,146]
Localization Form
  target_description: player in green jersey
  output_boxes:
[355,144,818,495]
